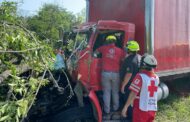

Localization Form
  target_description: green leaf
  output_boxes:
[8,83,16,87]
[15,88,23,95]
[17,107,21,117]
[35,50,38,56]
[16,115,19,122]
[0,103,8,114]
[0,115,10,122]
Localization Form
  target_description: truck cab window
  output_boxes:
[93,31,124,51]
[74,32,91,51]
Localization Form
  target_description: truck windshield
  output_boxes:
[66,30,92,71]
[67,31,92,51]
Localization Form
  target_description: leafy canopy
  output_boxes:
[27,4,75,42]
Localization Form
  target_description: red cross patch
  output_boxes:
[148,80,157,97]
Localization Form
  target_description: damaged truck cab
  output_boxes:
[76,21,135,91]
[71,21,135,121]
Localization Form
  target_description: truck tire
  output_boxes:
[53,105,95,122]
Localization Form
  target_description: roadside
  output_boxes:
[155,77,190,122]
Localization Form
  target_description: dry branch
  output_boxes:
[0,64,30,84]
[0,46,43,53]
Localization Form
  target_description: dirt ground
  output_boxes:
[166,76,190,97]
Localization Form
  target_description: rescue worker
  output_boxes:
[120,40,141,118]
[121,54,159,122]
[96,35,125,119]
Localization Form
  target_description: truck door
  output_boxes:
[76,31,94,89]
[78,31,103,91]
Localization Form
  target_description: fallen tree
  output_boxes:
[0,20,52,122]
[0,2,74,122]
[0,2,79,122]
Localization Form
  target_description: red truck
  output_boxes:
[28,0,190,122]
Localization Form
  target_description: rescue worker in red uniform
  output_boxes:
[121,54,159,122]
[96,35,125,119]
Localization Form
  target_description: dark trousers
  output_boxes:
[120,85,133,120]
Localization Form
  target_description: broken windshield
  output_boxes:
[66,30,92,51]
[65,30,92,72]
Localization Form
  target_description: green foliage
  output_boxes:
[0,2,54,121]
[0,1,17,22]
[156,94,190,122]
[26,4,86,49]
[74,8,86,26]
[27,4,75,42]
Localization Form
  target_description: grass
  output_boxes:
[155,94,190,122]
[155,77,190,122]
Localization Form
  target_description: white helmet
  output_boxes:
[140,54,157,69]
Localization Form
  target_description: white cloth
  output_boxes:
[139,73,159,111]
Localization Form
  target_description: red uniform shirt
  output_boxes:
[97,44,125,72]
[129,70,158,122]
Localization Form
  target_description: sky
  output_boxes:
[2,0,86,15]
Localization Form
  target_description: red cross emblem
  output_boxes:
[148,80,157,97]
